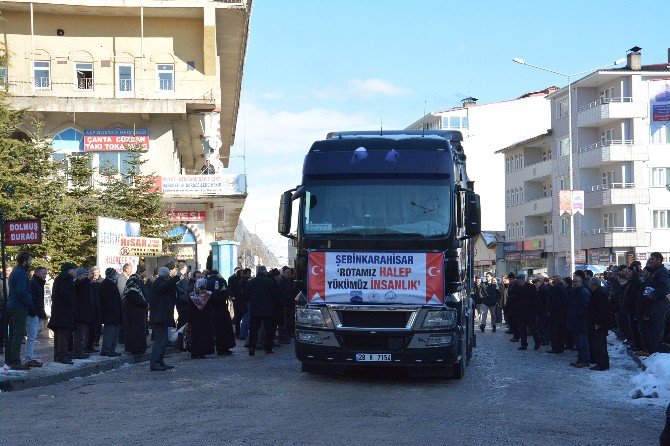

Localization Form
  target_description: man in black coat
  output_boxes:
[99,268,123,357]
[506,272,521,340]
[48,263,77,364]
[567,275,591,368]
[207,270,236,356]
[244,265,281,356]
[73,268,94,359]
[547,276,569,353]
[643,252,670,354]
[517,275,541,350]
[587,277,611,371]
[149,266,181,371]
[278,267,296,343]
[535,277,551,346]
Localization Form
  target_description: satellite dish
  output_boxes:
[208,137,223,151]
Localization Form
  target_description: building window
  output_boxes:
[602,170,615,187]
[557,97,568,118]
[601,129,614,146]
[651,168,670,187]
[75,62,93,90]
[0,66,7,85]
[603,212,617,230]
[599,86,613,104]
[157,64,174,91]
[514,222,519,238]
[559,177,567,190]
[558,137,570,156]
[560,217,569,235]
[519,187,524,203]
[506,157,511,173]
[117,64,134,93]
[462,117,468,129]
[652,123,670,144]
[520,153,524,168]
[450,116,461,128]
[653,210,670,229]
[506,190,510,206]
[98,151,136,175]
[52,128,84,155]
[33,61,51,89]
[520,221,524,237]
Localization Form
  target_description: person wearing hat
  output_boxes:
[99,268,123,357]
[73,267,94,359]
[517,274,541,351]
[48,262,77,364]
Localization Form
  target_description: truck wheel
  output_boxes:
[452,355,466,379]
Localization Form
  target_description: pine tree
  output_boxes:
[98,144,179,246]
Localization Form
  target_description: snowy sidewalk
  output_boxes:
[1,336,178,392]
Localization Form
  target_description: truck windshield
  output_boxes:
[303,179,452,237]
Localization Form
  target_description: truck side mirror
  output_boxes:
[463,191,481,239]
[278,190,293,236]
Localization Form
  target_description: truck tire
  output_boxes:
[452,355,466,379]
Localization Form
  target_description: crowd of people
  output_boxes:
[2,250,297,372]
[474,252,670,371]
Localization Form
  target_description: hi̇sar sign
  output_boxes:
[84,129,149,151]
[4,219,42,245]
[308,251,444,305]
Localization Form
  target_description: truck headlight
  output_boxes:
[296,308,326,327]
[422,309,457,328]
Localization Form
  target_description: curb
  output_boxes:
[0,348,178,392]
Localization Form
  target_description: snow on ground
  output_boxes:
[630,353,670,405]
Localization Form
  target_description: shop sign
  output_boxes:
[157,174,246,196]
[176,245,196,260]
[522,250,543,260]
[3,219,42,245]
[588,248,611,265]
[504,251,522,261]
[503,242,523,253]
[636,252,648,261]
[119,237,162,256]
[84,129,149,151]
[566,250,587,264]
[522,239,544,251]
[97,217,140,274]
[166,210,206,222]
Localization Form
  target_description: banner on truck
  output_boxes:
[308,251,445,305]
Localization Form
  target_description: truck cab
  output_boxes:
[278,130,480,378]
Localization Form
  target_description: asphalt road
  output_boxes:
[1,329,664,446]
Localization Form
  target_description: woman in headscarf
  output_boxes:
[123,273,149,354]
[188,278,215,359]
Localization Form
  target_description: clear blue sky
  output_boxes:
[232,0,668,264]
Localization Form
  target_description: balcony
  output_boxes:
[577,140,648,167]
[519,159,552,180]
[520,196,553,217]
[584,183,649,208]
[577,97,647,128]
[580,227,651,249]
[5,77,217,115]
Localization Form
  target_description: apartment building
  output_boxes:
[0,0,252,270]
[499,49,670,275]
[405,89,555,231]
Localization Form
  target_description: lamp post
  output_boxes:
[512,56,626,275]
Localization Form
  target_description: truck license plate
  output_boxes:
[355,353,391,362]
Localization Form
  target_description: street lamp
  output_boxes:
[512,56,626,275]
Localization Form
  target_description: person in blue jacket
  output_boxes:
[5,251,35,370]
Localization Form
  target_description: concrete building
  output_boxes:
[473,231,506,277]
[405,88,556,230]
[498,49,670,275]
[0,0,252,270]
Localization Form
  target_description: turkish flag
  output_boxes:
[308,252,326,303]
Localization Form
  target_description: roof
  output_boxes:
[604,63,670,72]
[495,130,553,154]
[434,86,556,114]
[480,231,505,247]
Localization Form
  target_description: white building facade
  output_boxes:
[405,89,555,231]
[500,50,670,275]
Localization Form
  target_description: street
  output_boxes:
[2,329,664,446]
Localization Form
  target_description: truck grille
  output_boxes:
[339,335,407,352]
[337,310,411,329]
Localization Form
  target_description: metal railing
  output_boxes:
[578,96,633,112]
[577,139,634,153]
[6,76,215,102]
[581,226,637,235]
[588,182,635,192]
